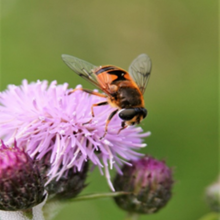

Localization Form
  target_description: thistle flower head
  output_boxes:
[113,155,173,214]
[36,152,89,200]
[0,140,45,211]
[0,80,150,191]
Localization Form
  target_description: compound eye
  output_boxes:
[142,108,147,119]
[118,109,137,121]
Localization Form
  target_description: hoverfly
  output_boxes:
[62,53,152,138]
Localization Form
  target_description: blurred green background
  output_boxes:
[1,1,218,220]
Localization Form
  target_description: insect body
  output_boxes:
[62,54,152,138]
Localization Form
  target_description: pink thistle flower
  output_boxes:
[0,80,150,191]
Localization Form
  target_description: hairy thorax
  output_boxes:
[108,81,144,109]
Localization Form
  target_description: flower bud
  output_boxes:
[46,162,89,200]
[205,176,220,212]
[35,151,89,200]
[0,140,45,210]
[113,155,173,214]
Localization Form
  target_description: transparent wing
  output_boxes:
[128,54,152,94]
[61,54,101,89]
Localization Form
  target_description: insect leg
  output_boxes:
[68,88,107,98]
[117,121,128,134]
[69,88,108,123]
[83,101,108,125]
[100,109,119,139]
[91,101,108,117]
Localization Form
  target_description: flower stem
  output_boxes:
[32,193,48,220]
[124,212,139,220]
[72,191,130,202]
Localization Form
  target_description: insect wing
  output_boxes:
[128,54,152,94]
[61,54,101,89]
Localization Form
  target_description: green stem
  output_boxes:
[124,212,139,220]
[71,191,130,202]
